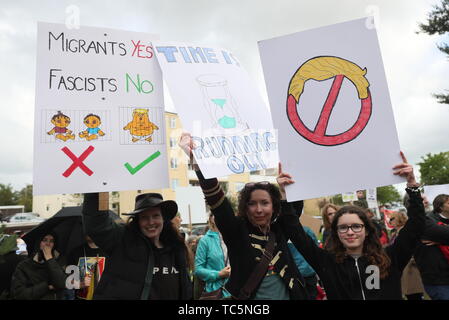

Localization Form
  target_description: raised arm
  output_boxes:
[277,163,328,274]
[179,133,241,240]
[386,152,425,271]
[82,193,125,255]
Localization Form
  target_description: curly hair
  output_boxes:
[327,205,391,279]
[237,183,281,223]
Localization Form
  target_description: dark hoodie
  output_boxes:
[0,234,26,299]
[10,234,67,300]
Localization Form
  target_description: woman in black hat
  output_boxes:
[179,133,309,300]
[82,192,192,300]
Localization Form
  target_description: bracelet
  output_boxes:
[405,186,421,193]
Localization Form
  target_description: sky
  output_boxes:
[0,0,448,192]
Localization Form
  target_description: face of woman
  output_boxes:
[336,213,367,254]
[247,189,273,229]
[138,208,164,241]
[40,234,55,251]
[327,207,337,223]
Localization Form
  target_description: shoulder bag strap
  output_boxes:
[237,231,276,300]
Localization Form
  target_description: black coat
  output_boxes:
[281,188,425,300]
[10,255,67,300]
[0,252,26,299]
[210,198,309,300]
[414,211,449,285]
[82,193,192,300]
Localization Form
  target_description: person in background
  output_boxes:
[11,233,67,300]
[287,202,320,300]
[66,235,108,300]
[414,193,449,300]
[321,203,339,247]
[194,213,231,299]
[388,211,424,300]
[0,231,26,299]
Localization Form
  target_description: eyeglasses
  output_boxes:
[337,224,365,234]
[244,181,271,188]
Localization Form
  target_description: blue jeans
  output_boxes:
[424,285,449,300]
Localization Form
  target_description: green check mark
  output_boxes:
[124,151,161,175]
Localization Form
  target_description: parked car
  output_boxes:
[7,213,45,224]
[191,224,208,236]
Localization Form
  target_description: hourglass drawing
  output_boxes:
[197,74,249,133]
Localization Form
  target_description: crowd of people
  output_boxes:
[1,134,449,300]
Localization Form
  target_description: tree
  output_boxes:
[15,184,33,212]
[418,151,449,185]
[376,185,401,205]
[419,0,449,104]
[0,184,16,206]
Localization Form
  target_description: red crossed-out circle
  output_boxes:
[287,74,372,146]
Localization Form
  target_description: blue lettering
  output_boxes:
[203,48,219,63]
[205,137,222,158]
[243,154,259,171]
[217,136,235,156]
[188,47,207,63]
[263,131,277,151]
[192,136,209,159]
[222,50,232,64]
[179,47,192,63]
[227,156,244,174]
[155,46,178,62]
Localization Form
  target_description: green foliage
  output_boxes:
[0,184,16,206]
[330,194,344,206]
[376,185,401,205]
[419,0,449,104]
[418,151,449,185]
[15,184,33,212]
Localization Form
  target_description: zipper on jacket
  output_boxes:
[354,257,366,300]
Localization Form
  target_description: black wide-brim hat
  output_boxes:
[123,193,178,221]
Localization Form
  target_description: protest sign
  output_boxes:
[153,41,278,178]
[258,18,403,201]
[424,184,449,204]
[34,23,168,195]
[175,186,208,225]
[342,192,358,202]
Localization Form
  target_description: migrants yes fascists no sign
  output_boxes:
[33,23,169,195]
[258,18,403,201]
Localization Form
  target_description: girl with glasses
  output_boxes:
[278,152,426,300]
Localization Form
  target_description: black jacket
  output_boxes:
[202,195,308,300]
[82,193,192,300]
[281,188,425,300]
[414,211,449,285]
[10,255,67,300]
[0,252,26,299]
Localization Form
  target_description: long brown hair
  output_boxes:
[127,215,194,271]
[321,203,340,230]
[327,206,391,279]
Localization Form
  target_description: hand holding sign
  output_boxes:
[276,163,295,200]
[392,151,419,187]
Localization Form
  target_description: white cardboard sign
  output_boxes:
[424,184,449,204]
[342,192,358,202]
[33,23,169,195]
[153,41,278,179]
[175,186,208,225]
[258,18,403,201]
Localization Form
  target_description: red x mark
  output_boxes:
[61,146,95,178]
